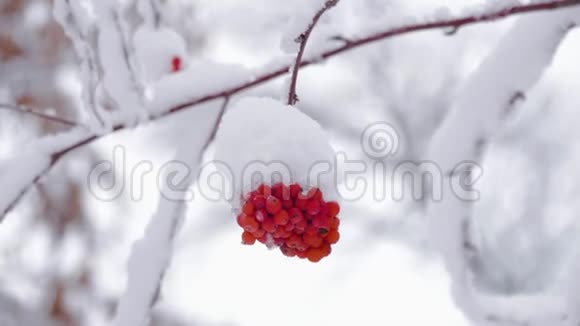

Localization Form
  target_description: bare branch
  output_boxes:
[0,103,84,127]
[1,0,579,221]
[287,0,339,105]
[201,96,230,155]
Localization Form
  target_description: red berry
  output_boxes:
[272,183,290,200]
[266,195,282,214]
[321,243,332,257]
[255,209,267,222]
[326,229,340,244]
[296,250,307,259]
[319,203,329,215]
[273,210,289,226]
[257,184,271,196]
[294,219,308,234]
[236,213,245,227]
[295,197,308,210]
[288,208,304,223]
[305,226,319,237]
[312,215,330,230]
[329,217,340,229]
[273,238,285,246]
[280,246,296,257]
[282,199,294,209]
[242,231,256,245]
[286,234,302,249]
[289,183,302,198]
[303,233,323,248]
[326,201,340,217]
[262,218,277,233]
[252,195,266,209]
[284,222,295,232]
[171,56,181,72]
[306,200,321,215]
[242,202,254,215]
[306,247,325,263]
[305,187,322,201]
[252,228,266,238]
[273,227,291,239]
[239,215,259,233]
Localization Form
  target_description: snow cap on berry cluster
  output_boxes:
[214,97,337,206]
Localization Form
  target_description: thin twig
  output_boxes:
[201,96,230,154]
[63,0,106,128]
[1,0,579,221]
[0,103,83,127]
[287,0,339,105]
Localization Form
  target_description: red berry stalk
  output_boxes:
[237,182,341,263]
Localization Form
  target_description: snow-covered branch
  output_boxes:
[110,174,188,326]
[426,6,580,326]
[0,129,93,222]
[1,0,579,222]
[110,100,228,325]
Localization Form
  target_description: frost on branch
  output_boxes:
[426,6,580,325]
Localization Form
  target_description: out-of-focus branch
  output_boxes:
[426,6,579,326]
[111,101,227,325]
[1,0,579,222]
[55,0,106,129]
[287,0,339,105]
[0,103,83,127]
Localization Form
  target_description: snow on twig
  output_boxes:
[53,0,106,131]
[426,6,580,325]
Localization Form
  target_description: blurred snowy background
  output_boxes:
[1,0,579,325]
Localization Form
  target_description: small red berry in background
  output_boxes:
[236,182,341,263]
[171,56,182,72]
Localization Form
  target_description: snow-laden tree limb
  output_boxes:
[110,99,228,326]
[110,148,192,326]
[0,129,93,222]
[426,6,579,326]
[1,0,579,222]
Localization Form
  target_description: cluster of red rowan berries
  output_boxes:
[237,183,341,263]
